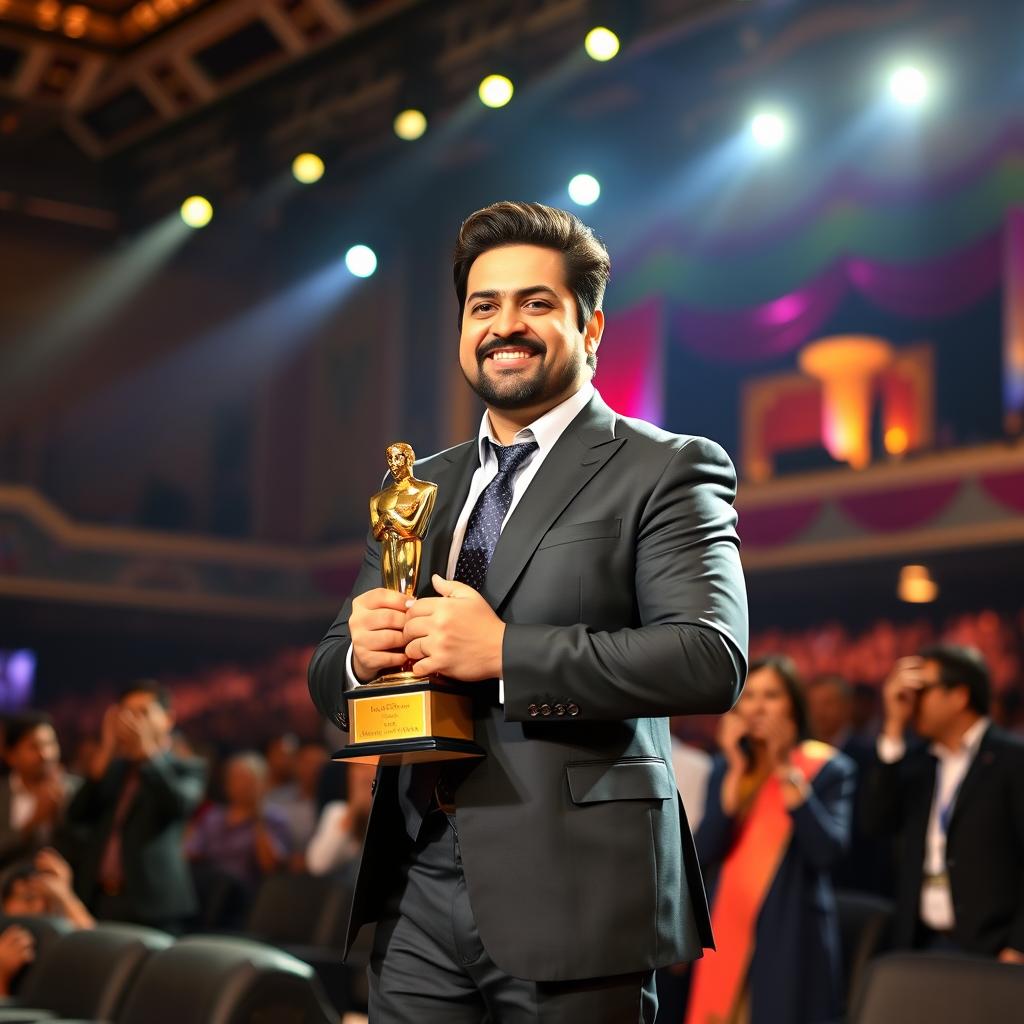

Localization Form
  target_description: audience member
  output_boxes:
[862,645,1024,960]
[186,752,291,892]
[687,656,855,1024]
[0,713,75,869]
[306,762,375,877]
[264,734,298,803]
[1,848,94,928]
[267,742,327,862]
[64,680,206,932]
[807,675,893,895]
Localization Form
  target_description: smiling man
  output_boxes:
[308,201,748,1023]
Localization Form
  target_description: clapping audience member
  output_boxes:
[0,713,75,869]
[687,656,855,1024]
[863,645,1024,960]
[186,752,291,893]
[65,680,206,932]
[1,847,94,928]
[306,762,375,877]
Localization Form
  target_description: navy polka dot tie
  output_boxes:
[453,440,539,590]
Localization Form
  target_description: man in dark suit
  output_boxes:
[308,201,748,1022]
[64,680,205,932]
[862,644,1024,961]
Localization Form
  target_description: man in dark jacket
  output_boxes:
[65,680,205,932]
[863,644,1024,960]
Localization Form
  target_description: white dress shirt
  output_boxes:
[345,381,596,696]
[877,716,991,930]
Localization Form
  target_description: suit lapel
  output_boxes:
[946,724,997,838]
[482,393,624,612]
[417,441,477,593]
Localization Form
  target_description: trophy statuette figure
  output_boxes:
[332,443,485,766]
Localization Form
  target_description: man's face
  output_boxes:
[6,725,60,783]
[807,683,851,742]
[912,659,966,740]
[459,245,601,413]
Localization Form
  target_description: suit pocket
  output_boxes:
[538,517,622,550]
[566,757,674,804]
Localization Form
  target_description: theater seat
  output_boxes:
[109,936,336,1024]
[246,873,351,948]
[0,916,76,1000]
[835,890,893,1007]
[849,952,1024,1024]
[0,924,172,1024]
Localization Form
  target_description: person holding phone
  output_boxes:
[687,655,855,1024]
[862,645,1024,961]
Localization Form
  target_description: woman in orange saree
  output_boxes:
[686,656,856,1024]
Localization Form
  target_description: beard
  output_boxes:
[465,341,585,410]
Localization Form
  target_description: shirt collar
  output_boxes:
[930,716,990,760]
[476,381,596,464]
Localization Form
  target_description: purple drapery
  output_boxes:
[673,231,1003,364]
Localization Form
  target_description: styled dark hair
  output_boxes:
[918,643,991,716]
[3,711,54,752]
[452,201,610,371]
[750,654,811,740]
[118,678,172,711]
[809,673,853,701]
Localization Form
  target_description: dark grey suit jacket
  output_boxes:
[308,392,748,981]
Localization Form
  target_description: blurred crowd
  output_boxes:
[0,684,375,998]
[2,616,1022,1022]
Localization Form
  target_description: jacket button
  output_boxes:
[528,704,539,717]
[567,703,580,716]
[370,779,377,795]
[554,704,566,716]
[540,704,552,716]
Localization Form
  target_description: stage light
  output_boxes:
[888,65,930,108]
[292,153,324,184]
[394,108,427,141]
[479,74,514,109]
[345,244,377,278]
[749,110,791,150]
[180,195,213,228]
[584,27,620,62]
[568,173,600,206]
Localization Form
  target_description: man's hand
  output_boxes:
[115,708,160,761]
[0,926,34,994]
[349,589,411,682]
[998,947,1024,965]
[882,656,923,739]
[403,575,505,681]
[717,712,749,770]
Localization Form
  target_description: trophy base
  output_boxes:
[333,674,485,767]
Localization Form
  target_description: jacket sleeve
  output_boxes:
[694,756,736,869]
[788,756,856,869]
[139,755,206,824]
[307,527,383,732]
[502,437,748,721]
[860,747,909,839]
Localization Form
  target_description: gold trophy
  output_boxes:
[332,442,485,767]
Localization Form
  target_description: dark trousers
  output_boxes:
[368,810,658,1023]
